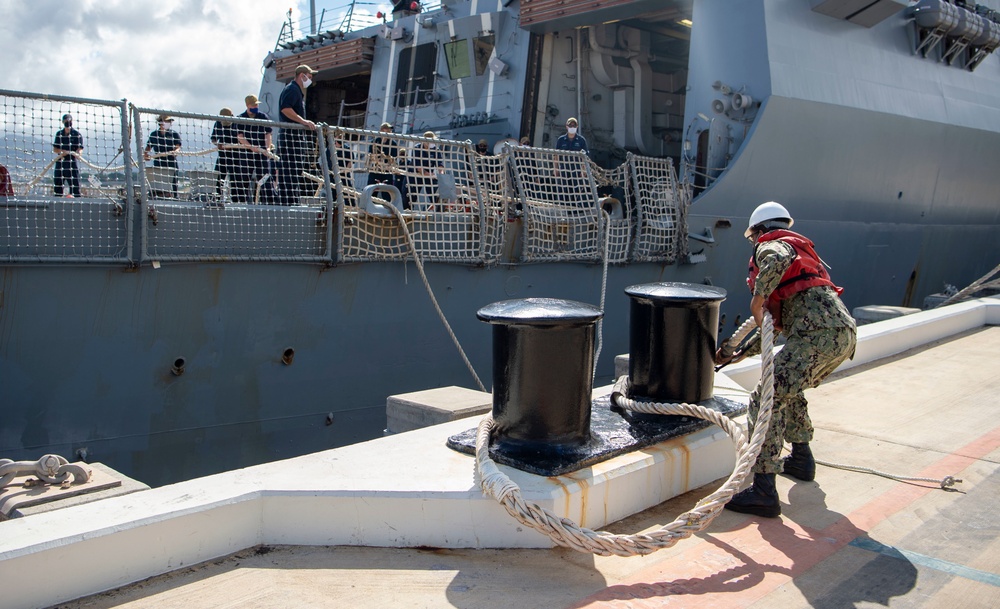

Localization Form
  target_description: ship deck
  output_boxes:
[51,311,1000,608]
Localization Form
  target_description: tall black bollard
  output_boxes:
[625,282,727,403]
[477,298,603,454]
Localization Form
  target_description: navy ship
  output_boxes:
[2,0,999,486]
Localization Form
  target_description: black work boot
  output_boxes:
[781,442,816,482]
[724,473,780,518]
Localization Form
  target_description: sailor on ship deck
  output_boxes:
[52,113,84,197]
[237,94,276,204]
[276,64,317,206]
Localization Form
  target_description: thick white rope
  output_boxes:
[936,261,1000,308]
[23,152,136,194]
[475,312,776,556]
[721,320,962,490]
[723,317,758,351]
[592,209,612,383]
[23,146,277,195]
[145,145,279,161]
[383,203,487,393]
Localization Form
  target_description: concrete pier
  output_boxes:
[0,297,997,609]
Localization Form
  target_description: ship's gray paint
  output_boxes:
[5,0,1000,486]
[686,93,1000,312]
[1,260,670,487]
[680,0,1000,314]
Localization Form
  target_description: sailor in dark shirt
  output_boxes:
[553,117,589,198]
[144,115,182,196]
[52,113,84,197]
[144,115,182,169]
[555,117,588,153]
[276,64,317,205]
[210,108,244,202]
[237,94,276,204]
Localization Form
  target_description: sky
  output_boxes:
[0,0,307,116]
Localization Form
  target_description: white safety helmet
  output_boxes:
[745,201,793,238]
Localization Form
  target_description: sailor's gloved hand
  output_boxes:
[714,346,734,366]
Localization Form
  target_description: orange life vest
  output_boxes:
[747,229,841,326]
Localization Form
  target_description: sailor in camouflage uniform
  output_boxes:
[717,201,856,518]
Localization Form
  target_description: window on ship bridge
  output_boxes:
[473,35,495,76]
[445,39,472,80]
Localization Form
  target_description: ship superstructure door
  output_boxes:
[518,1,693,167]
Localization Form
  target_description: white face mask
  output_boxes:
[303,77,313,88]
[567,127,577,135]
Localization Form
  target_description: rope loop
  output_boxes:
[474,313,776,556]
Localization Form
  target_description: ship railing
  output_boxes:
[0,89,689,267]
[337,99,370,129]
[0,89,135,264]
[130,107,335,264]
[629,155,686,264]
[503,146,687,265]
[330,127,500,264]
[506,147,603,262]
[275,1,445,51]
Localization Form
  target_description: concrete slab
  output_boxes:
[0,379,750,609]
[852,304,920,324]
[385,385,491,433]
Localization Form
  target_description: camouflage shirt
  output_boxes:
[753,240,854,334]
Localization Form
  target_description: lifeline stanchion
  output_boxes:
[475,310,777,557]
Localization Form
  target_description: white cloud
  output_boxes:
[0,0,300,116]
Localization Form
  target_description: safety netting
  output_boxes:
[335,127,495,263]
[0,89,689,267]
[508,146,601,262]
[630,154,684,264]
[132,106,332,262]
[0,91,132,262]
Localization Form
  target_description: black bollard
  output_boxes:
[625,282,727,403]
[477,298,603,454]
[447,291,745,475]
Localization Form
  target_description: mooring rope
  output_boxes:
[23,146,278,195]
[936,261,1000,308]
[475,311,776,556]
[719,317,963,491]
[592,209,613,383]
[144,145,279,161]
[383,202,487,393]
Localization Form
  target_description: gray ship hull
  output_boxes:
[2,259,675,486]
[4,0,1000,487]
[685,94,1000,312]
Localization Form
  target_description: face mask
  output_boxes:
[248,108,258,114]
[63,121,72,128]
[567,127,577,135]
[303,77,313,88]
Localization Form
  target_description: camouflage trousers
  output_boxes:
[747,324,857,474]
